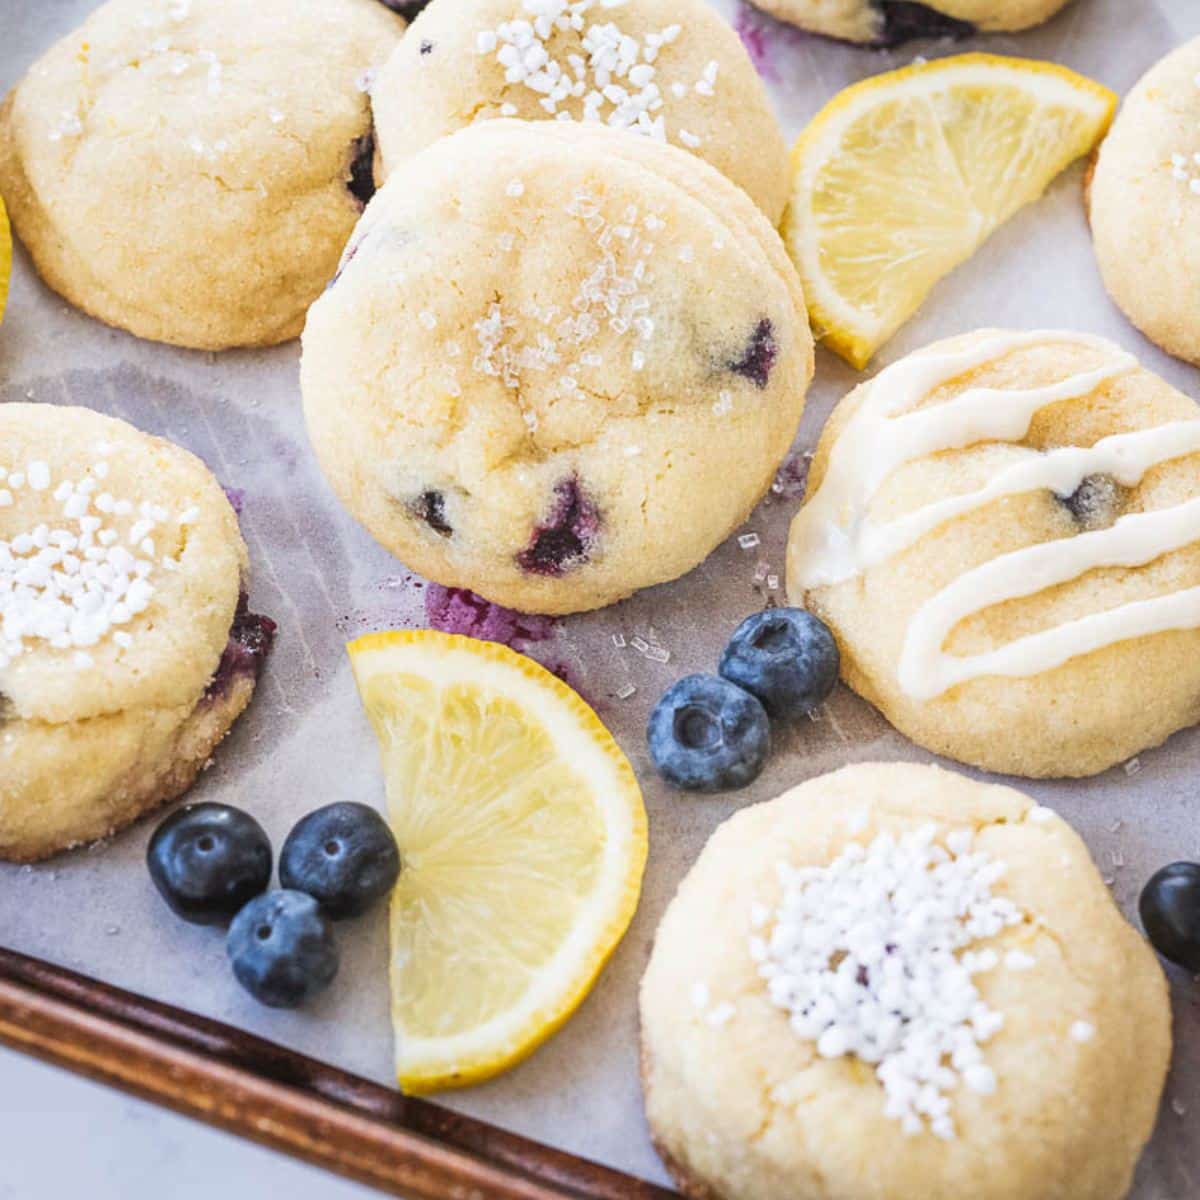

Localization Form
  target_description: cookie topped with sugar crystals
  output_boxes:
[370,0,790,222]
[0,405,272,862]
[640,762,1169,1200]
[302,119,812,615]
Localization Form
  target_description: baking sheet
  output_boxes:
[1,0,1197,1194]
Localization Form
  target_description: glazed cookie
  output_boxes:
[641,762,1169,1200]
[302,119,812,615]
[752,0,1073,45]
[787,329,1200,778]
[1090,37,1200,364]
[370,0,791,223]
[0,0,403,350]
[0,405,274,863]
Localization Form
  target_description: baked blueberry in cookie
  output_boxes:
[787,329,1200,778]
[0,404,272,862]
[411,489,454,538]
[872,1,975,45]
[517,477,600,577]
[206,594,278,701]
[369,0,792,222]
[0,0,404,350]
[641,763,1170,1200]
[347,132,378,210]
[748,0,1071,44]
[728,319,778,389]
[1054,473,1123,531]
[302,120,812,614]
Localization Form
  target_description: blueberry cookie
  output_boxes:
[371,0,790,222]
[0,405,274,862]
[787,329,1200,778]
[0,0,404,351]
[641,762,1169,1200]
[302,119,812,615]
[1090,38,1200,365]
[752,0,1073,45]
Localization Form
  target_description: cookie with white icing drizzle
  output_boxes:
[0,404,273,862]
[640,763,1169,1200]
[302,119,812,615]
[787,329,1200,778]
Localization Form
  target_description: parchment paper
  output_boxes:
[1,1,1197,1195]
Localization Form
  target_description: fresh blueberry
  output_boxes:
[279,803,401,919]
[347,131,376,210]
[517,476,600,576]
[871,1,975,47]
[728,318,777,389]
[648,675,770,793]
[227,891,339,1008]
[147,803,272,926]
[1139,862,1200,973]
[719,608,839,720]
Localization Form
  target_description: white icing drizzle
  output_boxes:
[789,330,1200,698]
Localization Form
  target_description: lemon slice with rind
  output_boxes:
[783,54,1116,369]
[348,630,647,1093]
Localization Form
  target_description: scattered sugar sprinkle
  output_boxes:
[738,532,761,551]
[477,1,714,148]
[473,190,662,396]
[754,824,1066,1140]
[48,109,83,143]
[1169,78,1200,192]
[705,1002,736,1028]
[1123,756,1141,777]
[611,632,626,648]
[615,682,637,700]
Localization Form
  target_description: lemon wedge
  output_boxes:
[783,54,1116,369]
[0,195,11,324]
[348,630,647,1093]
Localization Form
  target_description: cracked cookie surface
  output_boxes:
[0,0,403,349]
[640,762,1169,1200]
[0,404,271,861]
[302,119,812,615]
